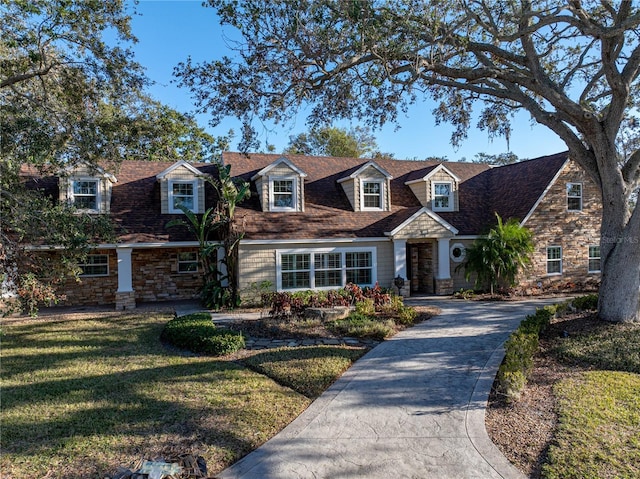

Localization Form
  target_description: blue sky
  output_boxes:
[128,0,568,161]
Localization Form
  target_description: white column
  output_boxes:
[217,244,228,287]
[393,239,408,280]
[436,238,451,279]
[116,247,133,292]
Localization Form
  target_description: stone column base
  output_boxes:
[115,291,136,311]
[434,278,454,295]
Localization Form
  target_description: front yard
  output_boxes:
[0,310,344,478]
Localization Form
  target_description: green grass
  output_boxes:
[0,312,362,478]
[241,346,367,398]
[542,319,640,479]
[328,313,396,340]
[543,371,640,479]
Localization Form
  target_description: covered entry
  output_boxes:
[386,207,459,296]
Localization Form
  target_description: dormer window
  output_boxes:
[362,180,383,210]
[271,178,296,210]
[169,180,197,213]
[72,179,100,211]
[433,182,453,211]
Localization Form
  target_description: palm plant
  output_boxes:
[459,214,534,295]
[167,163,249,309]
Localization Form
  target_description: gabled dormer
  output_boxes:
[59,163,117,214]
[337,161,393,211]
[404,164,460,212]
[156,160,206,214]
[250,157,307,212]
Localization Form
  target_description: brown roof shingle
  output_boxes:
[21,151,569,243]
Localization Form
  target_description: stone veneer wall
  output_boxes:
[55,249,118,306]
[519,160,602,289]
[52,247,202,307]
[131,248,201,303]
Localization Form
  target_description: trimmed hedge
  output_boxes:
[161,312,245,356]
[497,294,599,402]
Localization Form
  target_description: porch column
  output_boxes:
[392,239,410,296]
[115,247,136,310]
[435,238,454,295]
[393,239,407,279]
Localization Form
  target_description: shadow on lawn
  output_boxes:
[1,312,307,478]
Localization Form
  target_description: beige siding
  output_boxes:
[340,179,356,210]
[160,166,205,214]
[237,240,395,300]
[254,177,266,211]
[408,182,428,206]
[59,165,113,213]
[450,240,477,291]
[427,170,459,211]
[393,213,454,240]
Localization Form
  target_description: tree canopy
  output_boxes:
[285,125,383,157]
[177,0,640,322]
[0,0,230,312]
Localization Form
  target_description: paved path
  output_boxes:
[216,298,559,479]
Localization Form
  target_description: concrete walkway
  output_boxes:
[216,298,559,479]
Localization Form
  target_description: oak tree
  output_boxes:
[177,0,640,322]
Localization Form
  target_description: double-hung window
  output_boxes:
[314,252,342,287]
[278,248,376,291]
[270,178,296,211]
[177,252,198,273]
[79,254,109,277]
[346,252,373,284]
[567,183,583,211]
[362,181,383,210]
[547,246,562,275]
[281,253,310,289]
[169,180,197,213]
[588,246,601,273]
[72,180,99,211]
[432,182,453,211]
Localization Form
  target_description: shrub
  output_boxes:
[355,298,375,316]
[497,305,554,402]
[328,313,395,340]
[162,313,245,356]
[572,293,598,311]
[394,305,418,325]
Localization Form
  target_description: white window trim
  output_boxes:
[567,182,583,212]
[168,179,198,214]
[276,247,377,291]
[177,252,199,273]
[269,176,298,211]
[450,243,466,263]
[588,245,601,273]
[69,178,101,213]
[432,181,454,212]
[79,254,109,277]
[546,246,563,276]
[360,179,384,211]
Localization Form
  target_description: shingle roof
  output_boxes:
[21,151,569,243]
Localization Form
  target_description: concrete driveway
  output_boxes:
[216,298,558,479]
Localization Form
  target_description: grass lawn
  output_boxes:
[542,316,640,479]
[0,310,366,478]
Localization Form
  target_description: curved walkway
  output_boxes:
[216,298,560,479]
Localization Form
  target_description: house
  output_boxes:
[20,151,601,310]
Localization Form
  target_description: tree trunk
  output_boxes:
[598,237,640,322]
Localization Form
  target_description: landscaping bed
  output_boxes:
[486,311,640,478]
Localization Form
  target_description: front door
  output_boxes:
[408,241,434,294]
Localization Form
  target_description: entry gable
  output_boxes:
[386,207,458,239]
[337,160,393,211]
